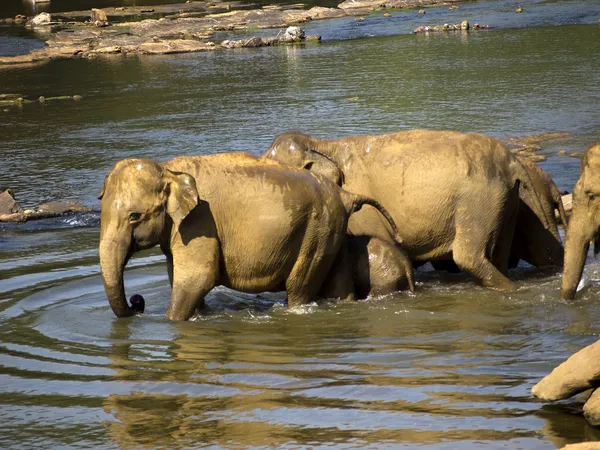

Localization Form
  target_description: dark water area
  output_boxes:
[1,0,600,448]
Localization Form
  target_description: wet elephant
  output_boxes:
[98,152,400,320]
[561,143,600,299]
[348,234,414,298]
[262,129,553,291]
[509,156,567,268]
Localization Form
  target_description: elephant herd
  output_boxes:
[98,129,599,321]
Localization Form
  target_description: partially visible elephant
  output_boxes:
[561,143,600,299]
[348,234,415,299]
[98,153,401,321]
[263,129,553,292]
[509,157,567,268]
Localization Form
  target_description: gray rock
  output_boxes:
[0,189,23,214]
[282,26,305,42]
[28,12,52,27]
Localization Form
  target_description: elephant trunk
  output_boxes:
[99,238,134,318]
[561,211,591,300]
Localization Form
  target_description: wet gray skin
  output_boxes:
[1,1,600,448]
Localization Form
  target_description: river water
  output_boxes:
[1,1,600,448]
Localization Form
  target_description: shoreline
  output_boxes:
[0,0,460,68]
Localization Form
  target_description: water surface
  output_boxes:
[1,1,600,448]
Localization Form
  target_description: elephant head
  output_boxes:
[98,159,199,317]
[561,143,600,299]
[511,157,565,268]
[263,132,345,185]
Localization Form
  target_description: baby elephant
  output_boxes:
[348,235,415,299]
[98,153,401,321]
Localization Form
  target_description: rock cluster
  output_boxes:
[0,190,92,222]
[413,20,489,33]
[0,0,458,67]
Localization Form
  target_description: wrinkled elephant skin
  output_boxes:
[263,129,554,291]
[98,153,400,320]
[561,143,600,299]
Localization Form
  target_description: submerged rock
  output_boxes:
[0,196,92,222]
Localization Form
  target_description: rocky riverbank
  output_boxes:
[0,0,460,67]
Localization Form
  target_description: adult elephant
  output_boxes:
[561,143,600,299]
[98,153,400,320]
[262,129,553,291]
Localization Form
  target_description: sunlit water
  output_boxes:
[1,1,600,448]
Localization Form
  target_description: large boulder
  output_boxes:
[282,26,305,42]
[27,12,52,28]
[532,340,600,401]
[0,189,23,214]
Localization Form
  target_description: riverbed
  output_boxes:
[1,1,600,448]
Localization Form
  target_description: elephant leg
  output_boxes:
[285,243,332,308]
[491,182,520,276]
[453,190,516,292]
[318,241,355,302]
[165,237,220,321]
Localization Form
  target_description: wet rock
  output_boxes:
[383,12,391,17]
[282,25,305,42]
[242,36,263,47]
[14,15,28,25]
[91,8,110,27]
[0,200,92,222]
[449,5,458,10]
[559,149,568,155]
[38,201,91,215]
[414,20,488,33]
[0,189,23,214]
[570,152,583,158]
[532,339,600,401]
[418,9,425,14]
[27,12,52,28]
[584,389,600,427]
[516,7,524,13]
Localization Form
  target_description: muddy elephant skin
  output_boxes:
[98,152,400,321]
[263,129,552,291]
[561,143,600,299]
[509,157,567,268]
[348,234,414,298]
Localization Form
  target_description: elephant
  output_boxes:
[98,152,401,321]
[348,234,415,298]
[262,129,554,291]
[561,143,600,299]
[509,157,568,269]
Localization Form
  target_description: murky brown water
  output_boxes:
[1,1,600,448]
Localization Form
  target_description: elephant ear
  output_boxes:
[164,170,200,230]
[98,176,108,200]
[306,150,346,186]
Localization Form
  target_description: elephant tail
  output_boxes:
[550,182,568,229]
[342,192,403,245]
[406,263,415,293]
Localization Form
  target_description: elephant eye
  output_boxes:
[129,212,142,222]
